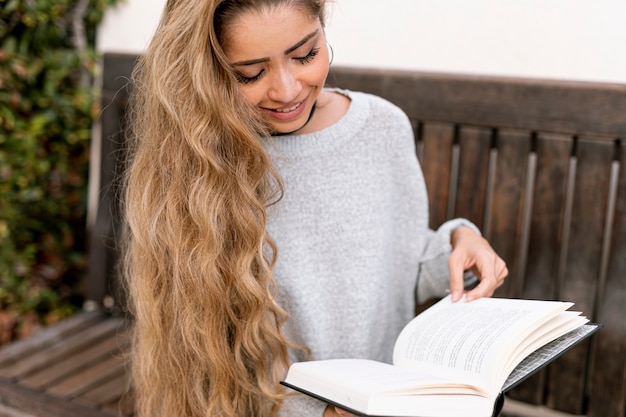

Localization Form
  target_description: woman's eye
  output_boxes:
[295,47,320,65]
[235,70,264,84]
[233,46,320,83]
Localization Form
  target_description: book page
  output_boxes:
[282,358,491,416]
[499,311,588,382]
[392,296,573,391]
[284,359,483,397]
[502,323,600,392]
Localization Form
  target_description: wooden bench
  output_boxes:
[0,312,132,417]
[0,52,624,417]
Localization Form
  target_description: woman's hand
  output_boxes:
[448,226,508,302]
[324,406,358,417]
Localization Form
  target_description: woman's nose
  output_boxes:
[267,66,299,103]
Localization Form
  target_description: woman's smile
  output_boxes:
[264,97,308,121]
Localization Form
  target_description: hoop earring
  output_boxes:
[327,42,334,66]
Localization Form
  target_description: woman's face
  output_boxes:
[223,5,330,134]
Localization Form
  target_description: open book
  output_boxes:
[281,296,600,417]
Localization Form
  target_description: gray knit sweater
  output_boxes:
[266,90,478,416]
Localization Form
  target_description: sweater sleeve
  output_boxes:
[278,391,327,417]
[416,219,481,304]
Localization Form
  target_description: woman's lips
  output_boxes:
[264,98,308,121]
[275,103,301,113]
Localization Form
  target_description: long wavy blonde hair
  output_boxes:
[122,1,326,416]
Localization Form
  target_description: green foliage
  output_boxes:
[0,0,121,336]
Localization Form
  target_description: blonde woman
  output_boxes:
[123,0,508,416]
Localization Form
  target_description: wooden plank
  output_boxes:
[0,318,124,380]
[0,311,104,369]
[46,352,127,399]
[454,125,491,230]
[0,378,116,417]
[420,122,455,229]
[87,53,139,308]
[20,324,129,390]
[547,138,614,414]
[328,66,626,139]
[75,372,131,408]
[505,134,572,407]
[88,87,128,307]
[485,129,531,298]
[521,133,572,301]
[586,141,626,417]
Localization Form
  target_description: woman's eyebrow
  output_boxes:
[232,29,320,67]
[284,29,319,55]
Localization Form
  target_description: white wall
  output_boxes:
[97,0,626,83]
[97,0,166,53]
